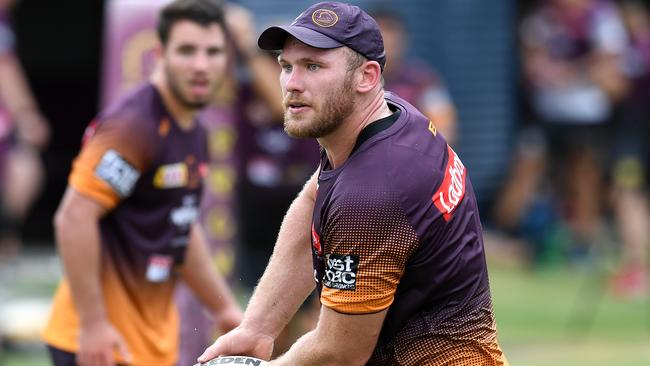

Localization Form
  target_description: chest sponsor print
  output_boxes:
[323,253,359,291]
[170,195,199,227]
[153,162,188,189]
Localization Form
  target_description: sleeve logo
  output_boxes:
[95,149,140,197]
[323,254,359,291]
[432,145,466,221]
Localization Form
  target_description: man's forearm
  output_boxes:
[54,190,107,325]
[180,224,239,313]
[242,176,317,339]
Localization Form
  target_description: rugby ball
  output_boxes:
[195,356,269,366]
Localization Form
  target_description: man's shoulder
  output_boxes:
[100,83,161,124]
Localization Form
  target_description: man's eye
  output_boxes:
[178,46,195,55]
[282,64,293,72]
[308,64,320,71]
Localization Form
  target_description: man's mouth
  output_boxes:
[189,79,210,96]
[286,101,310,112]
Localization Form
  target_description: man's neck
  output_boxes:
[151,75,198,131]
[319,88,391,169]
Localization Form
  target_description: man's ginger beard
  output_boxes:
[283,72,356,138]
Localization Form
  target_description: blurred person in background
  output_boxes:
[41,1,242,365]
[226,2,322,358]
[608,0,650,298]
[175,4,321,365]
[372,7,458,146]
[0,0,50,260]
[493,0,629,265]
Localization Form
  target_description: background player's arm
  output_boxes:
[0,52,49,147]
[53,187,131,366]
[198,171,318,362]
[270,306,387,366]
[179,223,242,332]
[225,3,284,119]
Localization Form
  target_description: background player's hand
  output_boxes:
[14,109,50,149]
[78,320,132,366]
[197,324,274,363]
[214,303,244,333]
[224,3,256,57]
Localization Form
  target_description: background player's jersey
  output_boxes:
[43,82,208,366]
[311,93,507,365]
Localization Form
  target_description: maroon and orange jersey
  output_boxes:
[43,82,208,366]
[311,93,507,365]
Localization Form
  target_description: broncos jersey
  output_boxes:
[43,82,208,366]
[311,92,508,365]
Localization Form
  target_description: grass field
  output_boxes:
[492,265,650,365]
[1,254,649,366]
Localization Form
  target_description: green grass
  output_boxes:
[0,345,50,366]
[491,265,650,365]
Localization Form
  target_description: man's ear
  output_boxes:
[356,61,382,93]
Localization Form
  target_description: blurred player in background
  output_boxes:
[372,7,457,146]
[609,0,650,298]
[42,1,242,365]
[0,0,49,260]
[493,0,628,264]
[199,2,507,365]
[226,3,321,358]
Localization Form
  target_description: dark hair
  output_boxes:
[157,0,226,45]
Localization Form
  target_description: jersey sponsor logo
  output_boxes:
[432,145,466,221]
[311,223,323,256]
[82,119,100,146]
[200,356,266,365]
[153,163,188,189]
[145,254,173,283]
[95,149,140,197]
[323,253,359,290]
[312,9,339,27]
[170,195,199,227]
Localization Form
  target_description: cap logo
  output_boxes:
[312,9,338,27]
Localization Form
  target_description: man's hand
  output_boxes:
[224,3,256,57]
[78,320,131,366]
[197,324,274,363]
[14,109,50,149]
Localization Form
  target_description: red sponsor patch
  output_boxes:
[311,223,322,255]
[198,162,209,178]
[82,119,100,146]
[432,145,466,221]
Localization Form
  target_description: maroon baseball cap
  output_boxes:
[258,1,386,70]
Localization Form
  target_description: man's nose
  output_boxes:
[192,52,210,71]
[284,69,304,93]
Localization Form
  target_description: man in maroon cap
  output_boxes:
[198,2,508,365]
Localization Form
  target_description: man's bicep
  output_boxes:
[56,186,110,224]
[317,306,387,361]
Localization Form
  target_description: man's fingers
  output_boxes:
[114,335,133,364]
[197,340,225,363]
[197,345,217,363]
